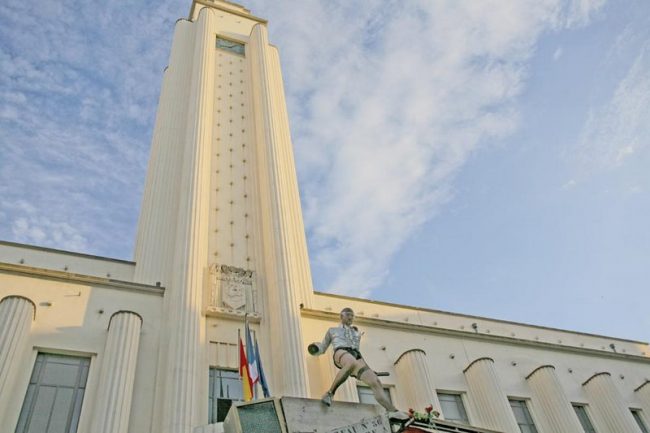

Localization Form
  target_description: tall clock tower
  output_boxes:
[133,2,314,431]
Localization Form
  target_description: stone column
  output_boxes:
[635,381,650,420]
[162,7,216,433]
[463,357,519,433]
[526,365,583,433]
[249,23,310,397]
[0,296,35,396]
[583,372,641,433]
[394,349,441,414]
[91,311,143,433]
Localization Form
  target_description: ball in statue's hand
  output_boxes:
[308,343,319,355]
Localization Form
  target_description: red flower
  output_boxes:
[425,405,433,413]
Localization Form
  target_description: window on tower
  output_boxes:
[216,37,245,56]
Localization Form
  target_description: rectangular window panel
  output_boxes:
[437,392,469,423]
[216,37,245,56]
[632,409,649,433]
[16,353,90,433]
[509,399,539,433]
[572,404,597,433]
[209,368,244,423]
[357,386,392,405]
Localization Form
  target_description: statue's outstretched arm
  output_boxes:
[308,329,331,355]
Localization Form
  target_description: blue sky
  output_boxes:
[1,0,648,340]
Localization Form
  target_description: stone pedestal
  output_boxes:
[463,358,519,433]
[91,311,143,433]
[526,365,583,433]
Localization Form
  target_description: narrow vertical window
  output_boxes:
[631,409,649,433]
[216,37,245,56]
[15,353,90,433]
[437,392,469,423]
[209,368,243,423]
[356,386,392,405]
[572,404,597,433]
[509,399,539,433]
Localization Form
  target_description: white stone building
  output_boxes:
[1,1,649,433]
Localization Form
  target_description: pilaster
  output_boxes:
[0,296,35,397]
[463,358,519,433]
[636,381,650,423]
[525,365,583,433]
[583,372,641,433]
[91,312,143,433]
[162,7,216,433]
[249,23,309,397]
[394,349,441,414]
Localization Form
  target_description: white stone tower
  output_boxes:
[133,2,314,432]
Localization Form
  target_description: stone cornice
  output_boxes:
[313,291,648,345]
[0,262,164,296]
[301,308,650,363]
[0,240,134,265]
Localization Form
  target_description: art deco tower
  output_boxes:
[133,1,314,431]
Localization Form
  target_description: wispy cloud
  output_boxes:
[574,43,650,174]
[0,0,185,258]
[1,0,605,296]
[251,0,605,295]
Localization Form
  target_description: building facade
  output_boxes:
[1,1,650,433]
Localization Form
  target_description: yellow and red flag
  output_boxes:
[239,336,254,401]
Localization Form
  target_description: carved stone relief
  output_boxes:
[208,263,254,312]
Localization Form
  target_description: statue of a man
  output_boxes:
[308,307,410,424]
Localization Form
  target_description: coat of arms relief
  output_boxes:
[208,264,255,313]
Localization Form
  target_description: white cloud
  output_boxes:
[575,44,650,172]
[0,0,185,258]
[0,0,605,291]
[248,0,605,295]
[4,201,88,252]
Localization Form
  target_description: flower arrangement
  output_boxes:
[407,405,441,425]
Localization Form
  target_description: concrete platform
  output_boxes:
[222,396,391,433]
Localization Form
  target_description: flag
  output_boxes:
[254,333,271,398]
[245,318,260,387]
[238,337,253,401]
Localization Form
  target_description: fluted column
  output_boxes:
[583,372,641,433]
[526,365,583,433]
[635,381,650,420]
[91,312,143,433]
[249,23,309,397]
[0,296,35,396]
[163,7,216,433]
[463,358,519,433]
[394,349,441,414]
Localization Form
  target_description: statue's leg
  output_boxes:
[328,351,356,395]
[357,361,398,412]
[322,350,357,405]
